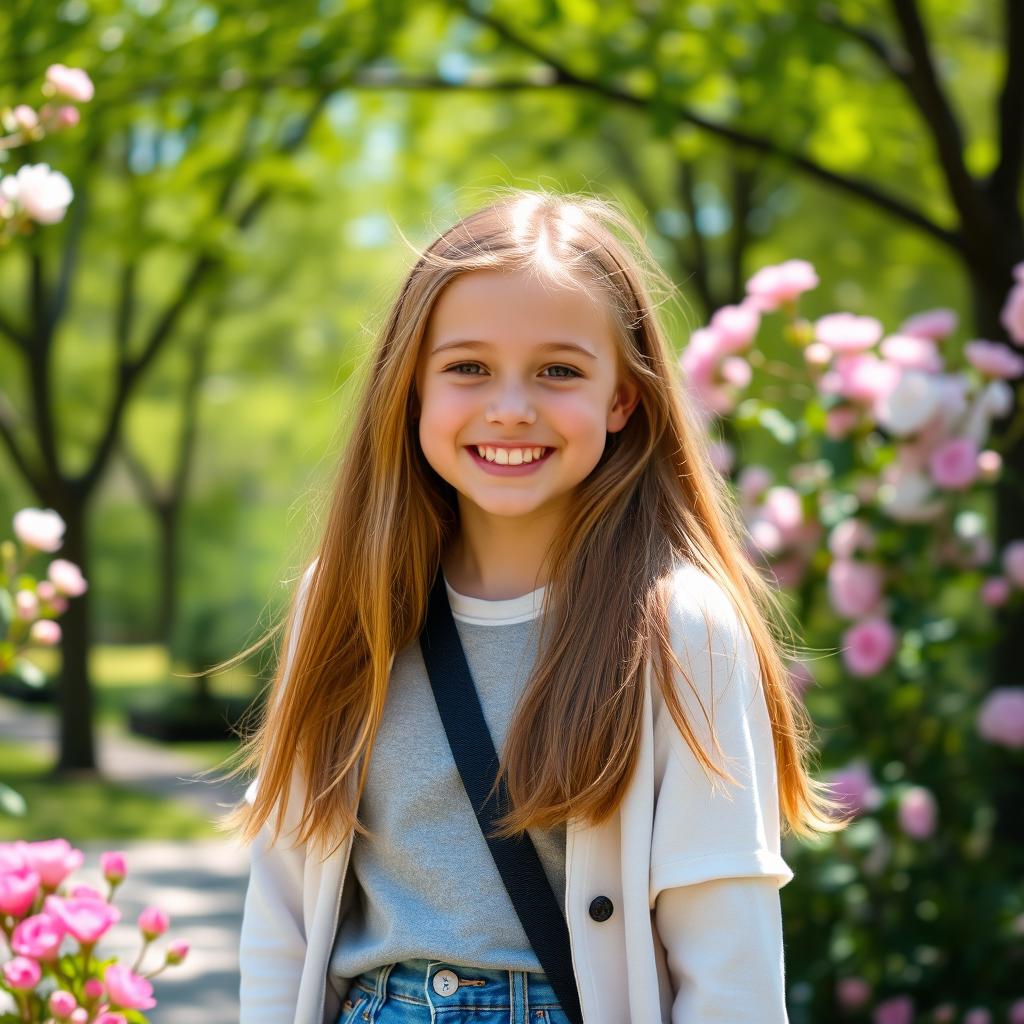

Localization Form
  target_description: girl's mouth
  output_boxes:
[464,445,555,476]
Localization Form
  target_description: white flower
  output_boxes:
[12,508,66,552]
[4,164,74,225]
[875,369,942,437]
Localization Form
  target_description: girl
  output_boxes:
[223,188,847,1024]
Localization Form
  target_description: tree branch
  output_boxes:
[0,395,45,497]
[450,2,960,250]
[816,3,913,81]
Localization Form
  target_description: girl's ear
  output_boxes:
[607,376,641,434]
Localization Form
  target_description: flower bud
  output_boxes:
[138,904,169,939]
[166,938,189,965]
[100,851,127,884]
[49,991,77,1018]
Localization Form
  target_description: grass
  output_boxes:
[0,740,221,841]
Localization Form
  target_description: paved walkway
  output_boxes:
[0,698,253,1024]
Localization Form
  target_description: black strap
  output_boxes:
[419,565,585,1024]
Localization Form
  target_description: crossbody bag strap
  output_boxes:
[418,565,585,1024]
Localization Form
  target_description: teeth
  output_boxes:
[474,445,548,464]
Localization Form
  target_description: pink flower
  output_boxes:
[0,864,41,917]
[138,904,169,939]
[825,404,860,439]
[719,355,751,388]
[977,449,1002,481]
[897,786,937,839]
[103,964,156,1011]
[1008,997,1024,1024]
[30,619,62,646]
[736,465,773,504]
[980,577,1011,607]
[879,333,944,373]
[44,64,94,103]
[18,838,84,887]
[873,995,914,1024]
[929,436,979,490]
[745,259,819,311]
[932,1005,956,1024]
[963,1009,991,1024]
[1002,541,1024,587]
[44,894,120,944]
[965,339,1024,378]
[707,439,734,475]
[976,687,1024,749]
[70,884,104,900]
[3,955,41,991]
[836,976,871,1009]
[166,938,190,965]
[2,163,74,225]
[94,1015,128,1024]
[49,990,78,1018]
[841,617,898,677]
[815,312,884,353]
[1001,281,1024,345]
[828,761,881,817]
[11,911,65,960]
[83,977,104,999]
[70,1010,88,1024]
[804,341,832,366]
[14,589,39,620]
[828,519,875,559]
[899,308,958,340]
[11,104,39,131]
[827,560,884,619]
[709,303,760,352]
[761,486,803,542]
[100,851,127,884]
[47,558,88,597]
[56,105,80,128]
[12,508,65,552]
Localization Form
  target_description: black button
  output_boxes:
[588,895,613,922]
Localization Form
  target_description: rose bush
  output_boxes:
[0,841,187,1023]
[680,259,1024,1018]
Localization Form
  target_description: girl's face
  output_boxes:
[414,268,640,521]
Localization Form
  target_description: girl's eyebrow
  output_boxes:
[430,338,598,359]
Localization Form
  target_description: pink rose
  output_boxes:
[899,308,958,340]
[836,976,871,1009]
[897,786,937,840]
[138,904,169,939]
[47,558,88,597]
[70,884,104,900]
[44,64,94,103]
[827,560,884,619]
[1002,541,1024,587]
[103,964,156,1011]
[965,339,1024,378]
[3,955,41,991]
[980,577,1010,607]
[44,894,120,944]
[30,619,62,646]
[828,519,875,560]
[829,761,881,818]
[841,618,898,677]
[929,436,979,490]
[814,312,884,353]
[166,938,190,964]
[0,864,41,917]
[976,687,1024,749]
[1001,281,1024,345]
[18,838,84,887]
[12,508,65,552]
[83,977,104,999]
[100,851,127,884]
[709,302,760,352]
[49,990,77,1018]
[873,994,914,1024]
[744,259,819,311]
[12,911,65,960]
[879,333,944,373]
[94,1015,128,1024]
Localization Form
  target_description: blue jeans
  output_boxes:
[335,958,572,1024]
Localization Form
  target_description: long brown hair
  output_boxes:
[216,187,849,859]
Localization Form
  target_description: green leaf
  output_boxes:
[0,783,26,817]
[0,588,12,630]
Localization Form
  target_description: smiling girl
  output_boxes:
[226,189,847,1024]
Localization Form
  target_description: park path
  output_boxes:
[0,697,252,1024]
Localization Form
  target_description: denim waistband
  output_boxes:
[349,958,565,1011]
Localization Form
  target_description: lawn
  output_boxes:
[0,739,222,841]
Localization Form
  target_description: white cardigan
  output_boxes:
[239,561,794,1023]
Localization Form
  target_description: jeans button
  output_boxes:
[432,969,460,996]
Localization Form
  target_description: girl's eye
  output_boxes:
[446,363,581,379]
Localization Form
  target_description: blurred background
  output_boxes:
[0,1,1020,1021]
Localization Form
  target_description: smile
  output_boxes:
[464,445,555,475]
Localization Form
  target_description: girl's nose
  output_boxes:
[485,386,537,424]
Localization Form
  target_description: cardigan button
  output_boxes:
[588,895,614,922]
